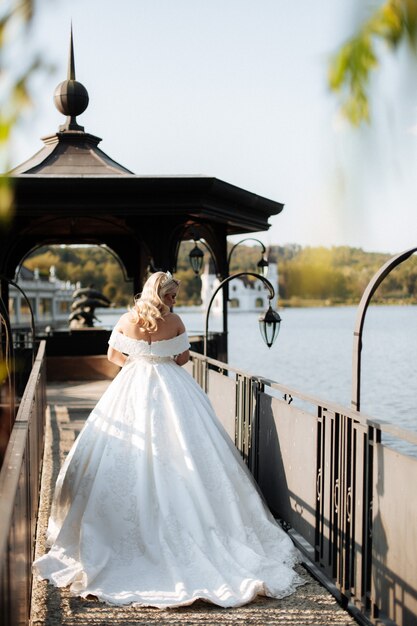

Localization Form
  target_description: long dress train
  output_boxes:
[33,330,305,608]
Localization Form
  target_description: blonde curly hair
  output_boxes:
[130,272,180,332]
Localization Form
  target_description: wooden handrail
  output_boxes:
[0,341,46,626]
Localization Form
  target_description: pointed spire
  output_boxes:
[68,22,76,81]
[53,25,89,132]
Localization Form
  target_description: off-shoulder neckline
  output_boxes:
[113,330,187,346]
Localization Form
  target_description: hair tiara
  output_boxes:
[159,271,180,293]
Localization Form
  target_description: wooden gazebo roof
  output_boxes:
[2,30,283,294]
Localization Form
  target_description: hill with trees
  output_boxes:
[280,245,417,305]
[22,244,417,308]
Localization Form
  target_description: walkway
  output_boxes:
[30,381,357,626]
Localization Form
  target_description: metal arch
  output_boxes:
[0,275,37,455]
[98,245,132,283]
[191,239,218,273]
[204,272,275,356]
[14,241,132,284]
[13,214,144,241]
[1,275,36,362]
[352,246,417,411]
[11,217,145,277]
[227,237,266,268]
[0,293,15,418]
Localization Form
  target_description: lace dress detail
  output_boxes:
[33,330,304,608]
[108,329,190,359]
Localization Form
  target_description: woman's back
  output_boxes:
[34,270,304,609]
[117,311,185,343]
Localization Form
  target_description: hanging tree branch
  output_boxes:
[328,0,417,125]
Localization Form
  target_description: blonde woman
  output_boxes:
[34,271,304,608]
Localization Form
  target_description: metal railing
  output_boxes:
[187,351,417,626]
[0,341,47,626]
[1,278,36,464]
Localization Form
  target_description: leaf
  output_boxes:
[0,359,9,385]
[0,177,14,225]
[328,0,417,125]
[401,0,417,47]
[0,14,11,49]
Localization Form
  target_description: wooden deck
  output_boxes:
[30,381,357,626]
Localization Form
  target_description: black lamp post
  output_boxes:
[258,305,282,348]
[227,237,269,278]
[189,236,270,278]
[188,235,277,361]
[256,255,269,278]
[204,272,281,356]
[189,242,205,275]
[352,246,417,411]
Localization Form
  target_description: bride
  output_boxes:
[34,271,304,608]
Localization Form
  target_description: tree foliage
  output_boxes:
[279,245,417,304]
[1,0,41,384]
[0,0,47,225]
[329,0,417,125]
[23,246,134,307]
[22,243,417,308]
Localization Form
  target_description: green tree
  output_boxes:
[1,0,43,385]
[23,243,417,308]
[329,0,417,125]
[23,245,133,307]
[1,1,48,223]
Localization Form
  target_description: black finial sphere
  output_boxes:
[54,79,89,117]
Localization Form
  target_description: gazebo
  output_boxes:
[1,32,283,357]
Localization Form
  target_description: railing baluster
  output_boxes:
[190,349,417,626]
[0,342,46,626]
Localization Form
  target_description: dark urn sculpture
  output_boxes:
[69,286,111,329]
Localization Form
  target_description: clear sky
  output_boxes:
[9,0,417,254]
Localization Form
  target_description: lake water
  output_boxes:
[99,305,417,453]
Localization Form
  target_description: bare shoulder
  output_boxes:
[165,312,186,334]
[115,311,135,332]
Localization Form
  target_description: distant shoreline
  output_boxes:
[98,298,417,316]
[279,298,417,308]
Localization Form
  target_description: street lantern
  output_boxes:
[257,255,269,278]
[189,243,204,275]
[204,271,281,355]
[228,237,270,278]
[258,305,281,348]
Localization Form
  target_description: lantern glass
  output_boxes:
[258,305,281,348]
[189,244,204,275]
[257,256,269,278]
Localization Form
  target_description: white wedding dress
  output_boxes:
[34,329,304,608]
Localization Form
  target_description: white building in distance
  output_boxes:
[9,266,79,330]
[201,260,278,312]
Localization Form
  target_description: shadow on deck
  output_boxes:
[31,381,357,626]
